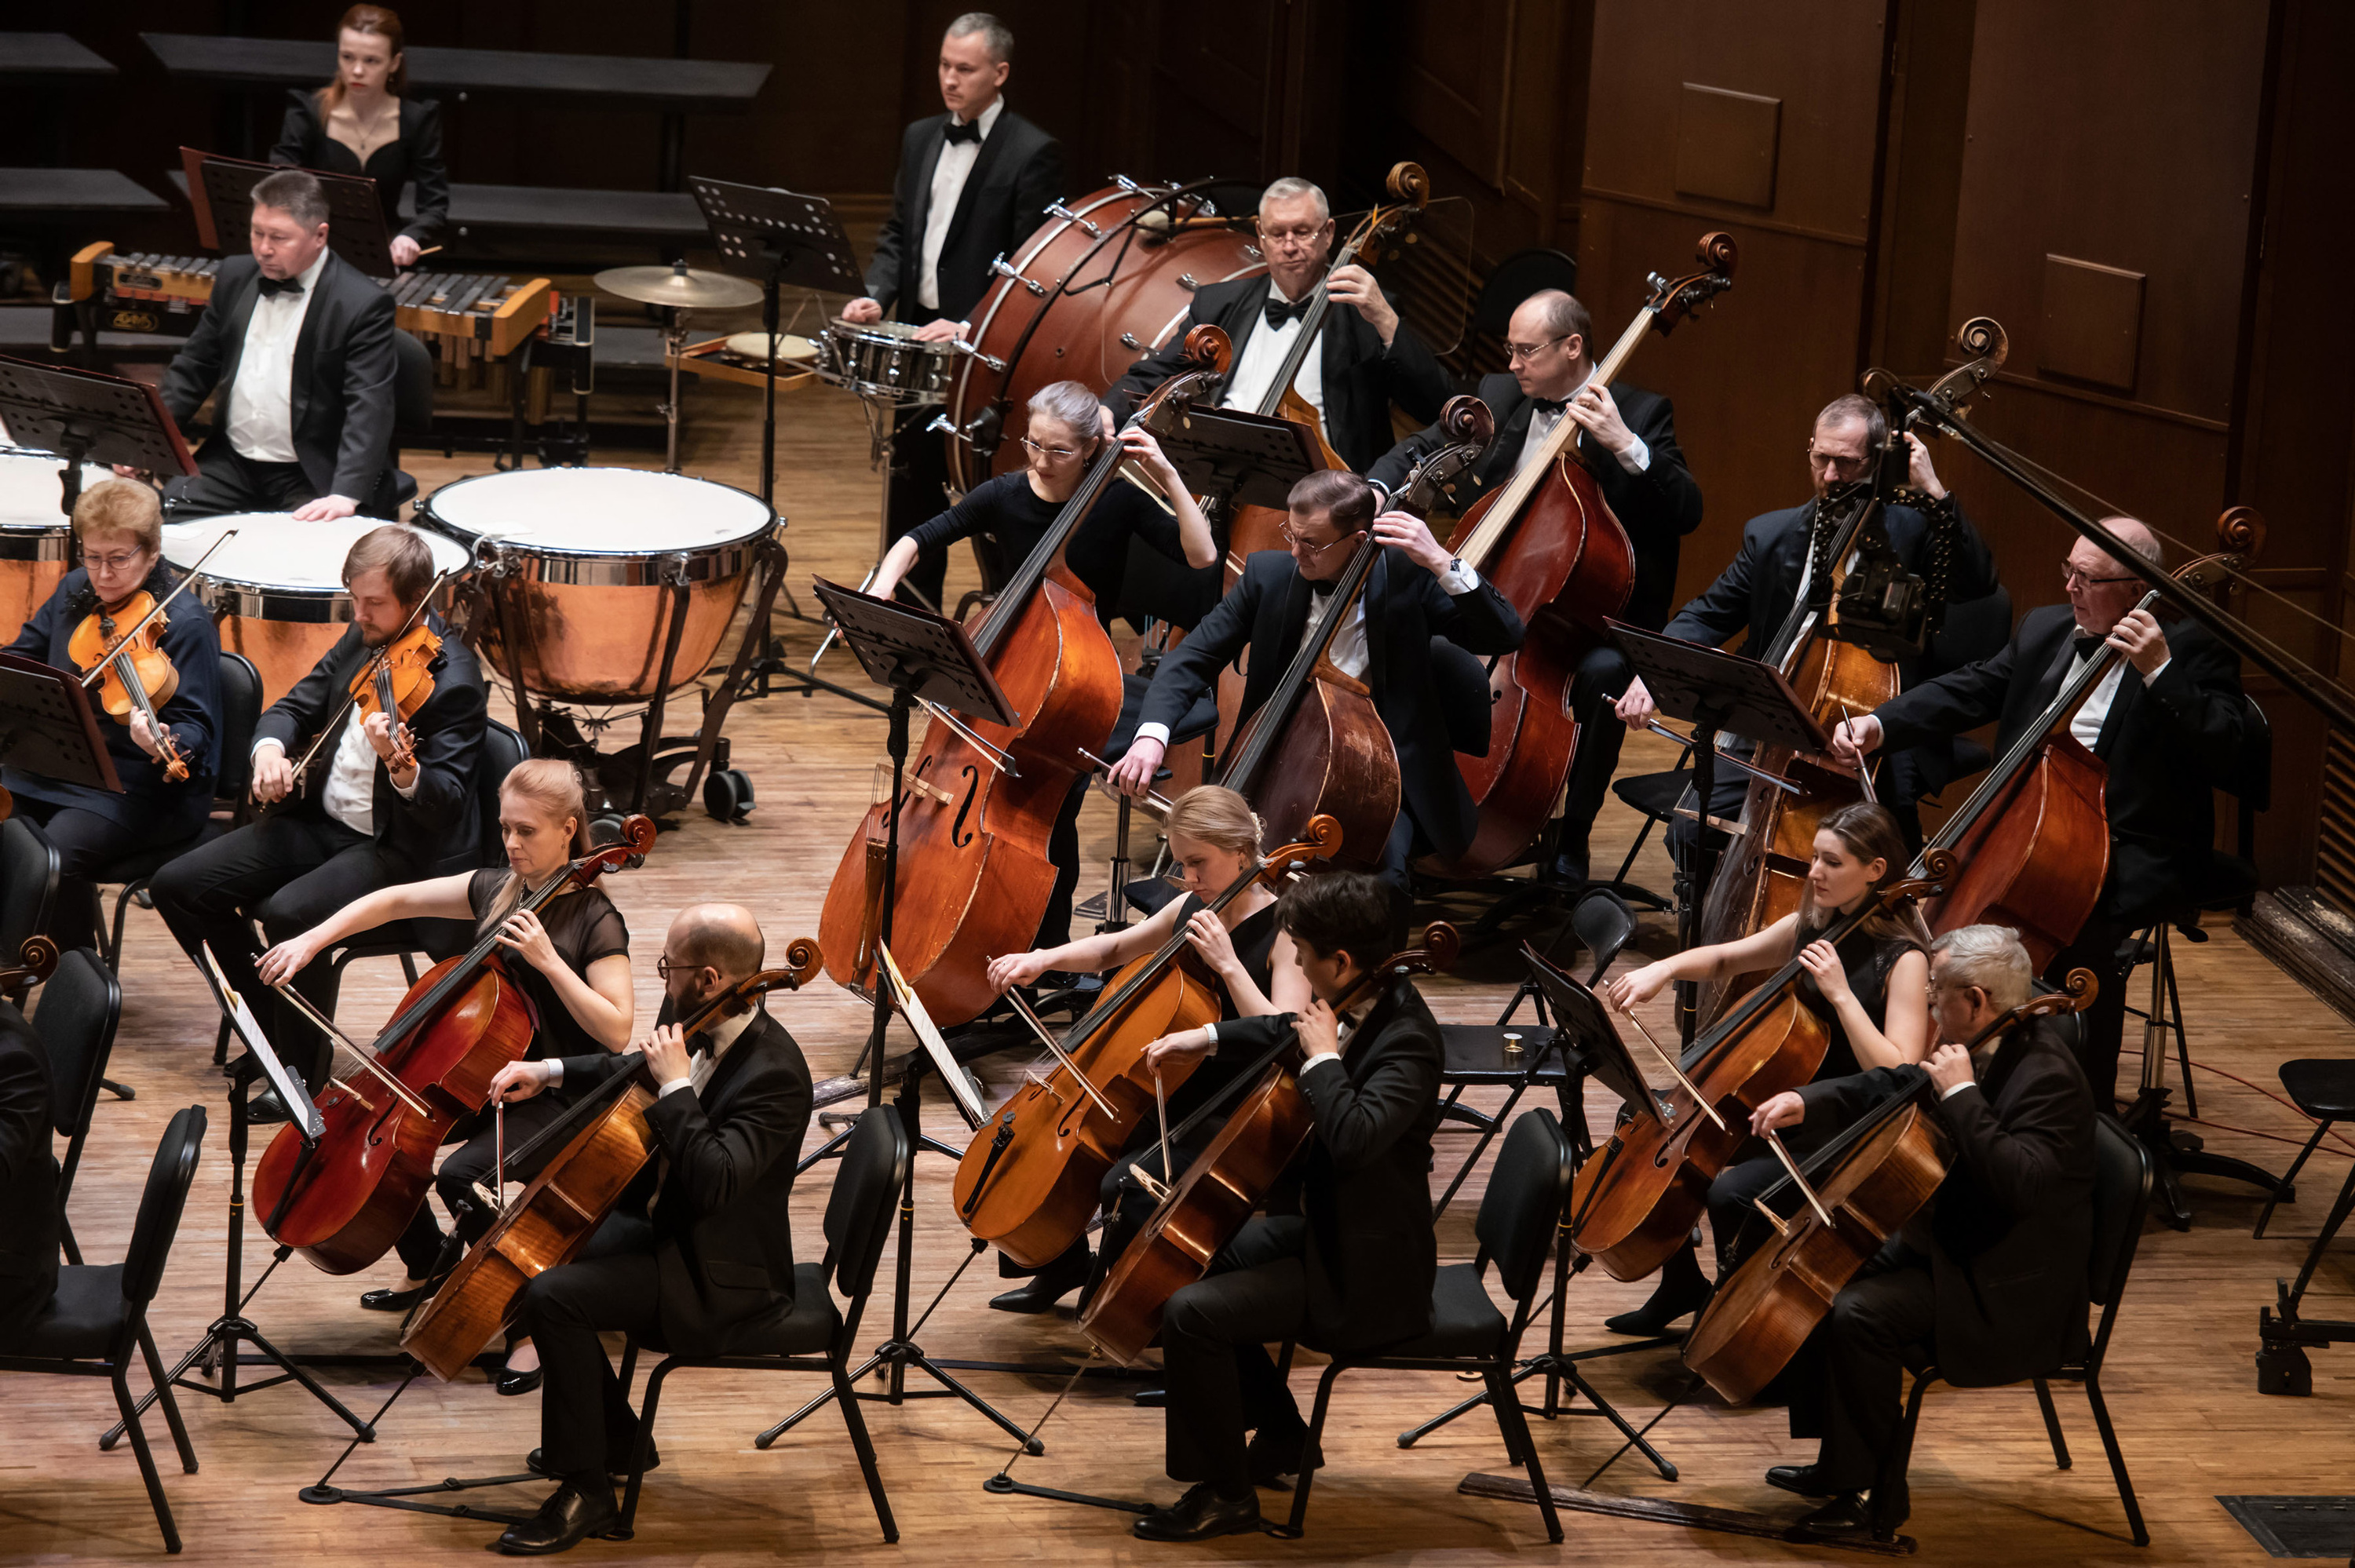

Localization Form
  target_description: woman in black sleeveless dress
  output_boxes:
[269,6,447,268]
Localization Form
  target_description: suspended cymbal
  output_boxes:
[593,262,763,311]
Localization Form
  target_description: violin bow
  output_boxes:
[283,567,456,783]
[72,527,242,691]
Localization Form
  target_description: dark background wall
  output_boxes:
[12,0,2350,884]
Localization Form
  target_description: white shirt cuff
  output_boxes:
[658,1078,693,1097]
[1134,721,1172,747]
[1437,560,1481,596]
[1616,434,1652,474]
[251,737,286,761]
[545,1059,564,1086]
[2145,657,2171,683]
[1939,1080,1974,1100]
[391,768,421,799]
[1300,1052,1343,1076]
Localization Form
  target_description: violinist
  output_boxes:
[1109,470,1524,900]
[1369,287,1703,883]
[481,903,813,1557]
[1131,872,1442,1542]
[1833,519,2250,1102]
[978,786,1310,1314]
[1618,394,1997,855]
[1601,802,1932,1334]
[1745,924,2095,1541]
[152,525,485,1112]
[268,5,447,269]
[4,480,221,941]
[257,758,632,1393]
[1102,177,1451,474]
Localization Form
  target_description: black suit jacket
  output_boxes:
[1370,370,1703,629]
[0,1003,58,1340]
[1213,975,1444,1351]
[271,90,450,249]
[1103,275,1452,476]
[1872,604,2247,924]
[1798,1018,2096,1386]
[561,1009,814,1358]
[1663,496,1999,795]
[252,612,485,876]
[864,108,1064,324]
[1143,549,1525,862]
[161,250,398,502]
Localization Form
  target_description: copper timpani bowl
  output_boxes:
[0,451,115,644]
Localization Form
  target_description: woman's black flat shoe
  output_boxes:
[359,1276,447,1312]
[495,1365,544,1397]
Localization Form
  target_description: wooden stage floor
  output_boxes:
[10,369,2354,1566]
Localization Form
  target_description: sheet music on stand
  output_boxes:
[689,177,865,297]
[1152,404,1321,512]
[0,356,195,511]
[1520,943,1668,1131]
[181,147,398,279]
[202,943,325,1140]
[810,577,1017,726]
[1607,621,1832,754]
[0,650,124,793]
[878,942,987,1129]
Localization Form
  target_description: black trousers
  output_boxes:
[884,306,955,611]
[1558,644,1634,870]
[1790,1246,1934,1493]
[2046,910,2135,1105]
[1706,1141,1814,1271]
[1162,1214,1312,1489]
[164,442,319,518]
[519,1212,663,1482]
[392,1092,575,1278]
[16,795,207,950]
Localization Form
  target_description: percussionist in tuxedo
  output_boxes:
[843,11,1064,611]
[1369,288,1703,883]
[144,169,397,521]
[1109,470,1524,904]
[1744,924,2097,1541]
[1833,517,2249,1103]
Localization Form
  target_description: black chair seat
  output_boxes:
[1612,768,1689,820]
[19,1262,126,1359]
[1381,1263,1509,1359]
[1440,1024,1571,1087]
[1114,673,1221,754]
[747,1262,842,1358]
[93,822,221,888]
[2280,1059,2355,1121]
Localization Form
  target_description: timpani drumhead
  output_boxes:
[418,468,774,562]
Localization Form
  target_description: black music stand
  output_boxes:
[0,356,195,517]
[1152,403,1322,519]
[181,147,397,279]
[0,648,124,792]
[789,578,1042,1451]
[1610,622,1835,1041]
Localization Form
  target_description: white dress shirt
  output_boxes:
[1221,283,1327,418]
[225,247,329,465]
[1513,366,1650,479]
[253,700,418,837]
[918,96,1004,313]
[2064,633,2168,752]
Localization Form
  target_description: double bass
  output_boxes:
[400,939,823,1382]
[818,330,1230,1026]
[951,817,1341,1270]
[1428,235,1737,878]
[252,816,658,1274]
[1080,922,1459,1366]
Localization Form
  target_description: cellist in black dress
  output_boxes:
[980,786,1308,1312]
[269,5,447,271]
[1601,802,1933,1333]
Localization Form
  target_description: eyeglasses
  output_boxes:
[1503,334,1570,363]
[655,956,710,981]
[1020,436,1087,461]
[1278,523,1356,556]
[2062,566,2141,589]
[1805,447,1868,478]
[82,549,150,573]
[1257,223,1330,250]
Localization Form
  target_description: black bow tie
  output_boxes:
[257,275,305,299]
[942,117,981,145]
[1530,396,1568,417]
[1264,294,1310,329]
[1308,575,1339,597]
[2072,633,2105,662]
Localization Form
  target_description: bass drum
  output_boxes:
[942,179,1264,493]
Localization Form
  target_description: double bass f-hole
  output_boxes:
[950,765,980,848]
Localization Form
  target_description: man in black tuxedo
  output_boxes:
[1108,470,1525,899]
[1747,924,2097,1541]
[1620,395,1999,853]
[1370,287,1704,881]
[0,1001,58,1343]
[151,526,485,1106]
[485,903,816,1555]
[1835,518,2251,1101]
[151,169,396,520]
[1128,873,1442,1541]
[1104,177,1451,476]
[843,12,1064,611]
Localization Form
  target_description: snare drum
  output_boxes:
[161,516,473,706]
[417,468,776,704]
[818,319,957,406]
[0,451,115,642]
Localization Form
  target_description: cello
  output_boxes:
[1080,921,1459,1366]
[1681,968,2099,1404]
[1426,235,1737,878]
[817,329,1231,1026]
[400,939,823,1382]
[951,816,1341,1270]
[251,815,658,1274]
[1565,850,1954,1283]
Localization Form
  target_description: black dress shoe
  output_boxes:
[528,1444,659,1479]
[1130,1387,1167,1408]
[359,1275,447,1312]
[1764,1463,1839,1499]
[1793,1493,1897,1541]
[1247,1422,1319,1487]
[495,1479,619,1555]
[988,1247,1090,1314]
[1604,1246,1711,1335]
[497,1364,545,1397]
[1133,1482,1262,1541]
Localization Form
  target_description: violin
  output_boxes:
[401,937,823,1381]
[252,815,659,1274]
[1681,968,2100,1404]
[1080,921,1459,1366]
[951,815,1342,1270]
[71,589,190,782]
[348,623,442,773]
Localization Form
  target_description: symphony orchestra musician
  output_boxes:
[268,4,447,272]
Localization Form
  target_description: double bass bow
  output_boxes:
[817,327,1232,1026]
[1681,968,2100,1404]
[251,815,659,1274]
[400,939,823,1382]
[951,816,1342,1269]
[1428,235,1737,877]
